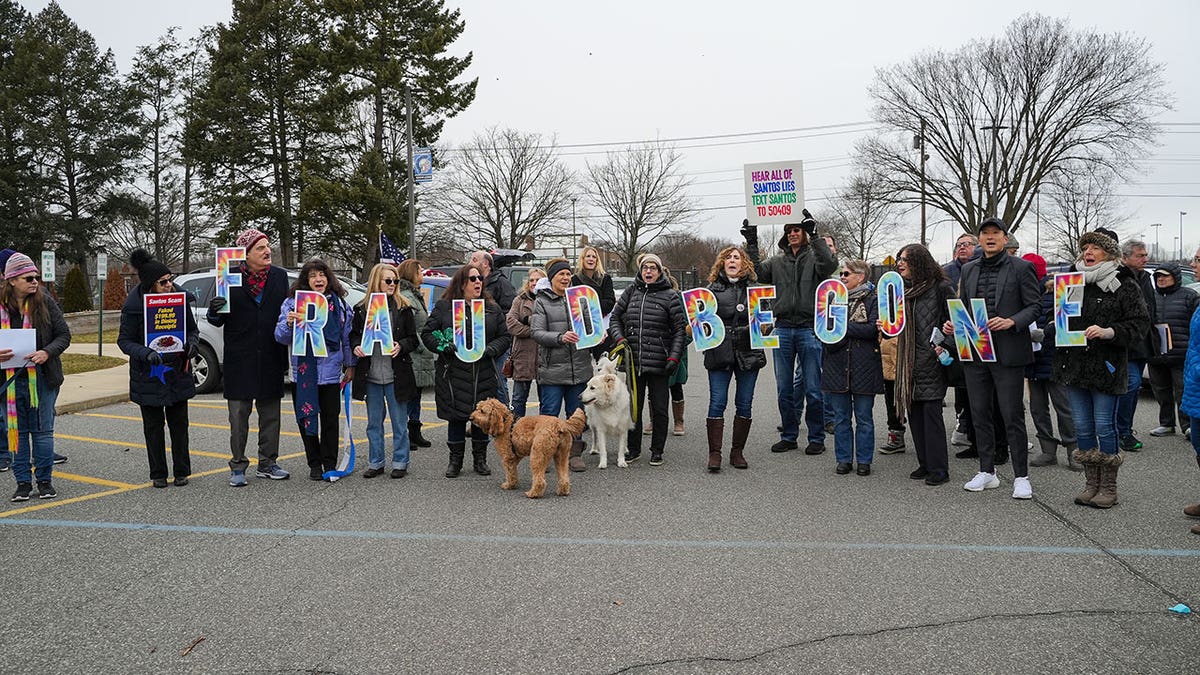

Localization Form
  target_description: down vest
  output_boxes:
[820,285,884,395]
[609,277,687,375]
[421,298,511,422]
[1148,266,1199,367]
[531,288,594,386]
[1051,267,1151,396]
[702,273,766,372]
[118,284,198,407]
[1180,306,1200,418]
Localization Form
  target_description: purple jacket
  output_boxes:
[274,294,357,385]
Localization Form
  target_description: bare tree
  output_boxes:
[426,127,575,249]
[1039,163,1127,263]
[822,171,906,261]
[585,141,694,271]
[652,232,731,279]
[857,13,1170,235]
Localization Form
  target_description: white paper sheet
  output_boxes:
[0,329,37,370]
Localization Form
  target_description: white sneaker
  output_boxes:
[964,471,1001,492]
[951,430,971,447]
[1012,476,1032,499]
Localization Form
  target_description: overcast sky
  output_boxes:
[18,0,1200,262]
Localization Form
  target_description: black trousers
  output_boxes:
[963,363,1029,476]
[908,399,948,478]
[1148,363,1190,430]
[297,384,342,471]
[628,373,670,455]
[883,379,905,433]
[142,401,190,480]
[958,387,1009,449]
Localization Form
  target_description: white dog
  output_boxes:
[580,367,632,469]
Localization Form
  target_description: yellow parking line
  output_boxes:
[51,471,137,489]
[55,433,229,460]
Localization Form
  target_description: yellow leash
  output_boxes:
[605,340,640,425]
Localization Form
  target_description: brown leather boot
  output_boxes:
[1088,452,1123,509]
[705,417,724,473]
[730,416,751,469]
[1184,456,1200,519]
[569,439,586,473]
[672,400,686,436]
[1072,449,1101,505]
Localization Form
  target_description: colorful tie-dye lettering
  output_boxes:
[565,285,605,349]
[359,293,395,355]
[214,247,245,314]
[682,287,725,352]
[946,298,996,362]
[1053,272,1087,347]
[876,271,906,337]
[453,298,486,363]
[293,291,329,357]
[814,279,848,344]
[747,285,779,349]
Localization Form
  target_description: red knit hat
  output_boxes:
[1022,253,1047,280]
[235,228,268,251]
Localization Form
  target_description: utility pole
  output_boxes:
[979,123,1008,221]
[913,119,928,246]
[1181,211,1189,260]
[406,88,416,259]
[1150,223,1162,260]
[571,197,578,262]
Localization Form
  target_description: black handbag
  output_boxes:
[734,349,767,372]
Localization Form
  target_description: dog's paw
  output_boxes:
[524,489,543,499]
[588,447,599,455]
[617,460,628,468]
[500,481,517,490]
[556,483,570,496]
[597,461,607,470]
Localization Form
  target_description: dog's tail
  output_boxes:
[559,408,587,439]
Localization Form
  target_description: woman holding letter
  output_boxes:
[274,259,356,481]
[350,263,419,479]
[702,246,765,472]
[532,258,594,472]
[822,259,883,476]
[421,265,511,478]
[892,244,956,486]
[118,249,198,489]
[2,253,70,502]
[1051,231,1149,509]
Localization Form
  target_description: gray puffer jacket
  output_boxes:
[531,288,594,386]
[609,276,688,375]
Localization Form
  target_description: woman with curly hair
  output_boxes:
[421,264,511,477]
[274,259,356,481]
[893,244,956,486]
[702,245,766,472]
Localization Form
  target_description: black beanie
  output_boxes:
[130,248,171,292]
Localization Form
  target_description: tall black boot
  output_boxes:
[409,420,432,448]
[472,440,491,476]
[445,442,465,478]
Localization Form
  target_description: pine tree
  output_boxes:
[61,265,92,312]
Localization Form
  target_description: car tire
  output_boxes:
[192,342,221,394]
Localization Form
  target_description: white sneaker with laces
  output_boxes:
[950,430,971,447]
[964,471,1001,492]
[1012,476,1032,500]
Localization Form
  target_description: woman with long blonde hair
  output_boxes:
[348,263,420,479]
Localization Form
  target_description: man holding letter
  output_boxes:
[947,217,1042,499]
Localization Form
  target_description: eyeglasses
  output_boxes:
[1193,256,1200,264]
[381,278,398,286]
[20,276,39,283]
[785,226,803,234]
[955,242,975,249]
[467,275,483,282]
[155,277,173,286]
[896,256,910,263]
[840,271,853,277]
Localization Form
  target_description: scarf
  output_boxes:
[295,294,344,436]
[1,300,38,449]
[847,284,871,324]
[1077,258,1122,293]
[241,263,269,300]
[894,279,936,417]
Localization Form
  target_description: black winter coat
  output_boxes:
[348,299,420,402]
[906,282,956,402]
[1052,268,1151,395]
[571,271,616,315]
[421,298,511,422]
[1148,274,1199,367]
[821,285,884,395]
[1127,268,1156,361]
[702,273,765,372]
[118,284,199,407]
[609,276,687,375]
[205,265,289,400]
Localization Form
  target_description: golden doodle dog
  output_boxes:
[469,398,586,499]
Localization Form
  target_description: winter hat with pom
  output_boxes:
[130,248,172,292]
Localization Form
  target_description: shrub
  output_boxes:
[103,267,127,310]
[60,265,93,312]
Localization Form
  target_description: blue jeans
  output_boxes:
[826,392,876,465]
[539,383,585,418]
[365,382,409,470]
[707,368,758,418]
[1067,385,1118,455]
[406,394,422,422]
[1114,360,1142,438]
[11,378,58,484]
[511,380,536,420]
[772,325,825,444]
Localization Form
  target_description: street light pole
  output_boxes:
[571,197,577,262]
[1149,223,1162,260]
[1181,211,1189,261]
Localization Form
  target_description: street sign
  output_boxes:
[413,147,433,183]
[96,253,108,280]
[41,251,55,282]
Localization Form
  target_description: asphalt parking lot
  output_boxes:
[1,361,1198,673]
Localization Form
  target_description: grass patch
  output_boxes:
[60,353,127,375]
[69,328,121,343]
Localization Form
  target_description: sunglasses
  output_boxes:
[785,226,803,234]
[20,275,39,283]
[381,278,398,286]
[840,271,854,277]
[896,256,910,263]
[155,276,174,285]
[467,275,483,282]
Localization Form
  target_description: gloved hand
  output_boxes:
[147,351,163,366]
[800,208,817,237]
[208,296,227,315]
[740,218,757,241]
[664,358,679,376]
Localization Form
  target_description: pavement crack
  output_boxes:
[605,608,1168,673]
[1033,496,1191,605]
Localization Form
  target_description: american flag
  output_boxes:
[379,231,407,265]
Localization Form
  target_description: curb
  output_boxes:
[56,392,130,416]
